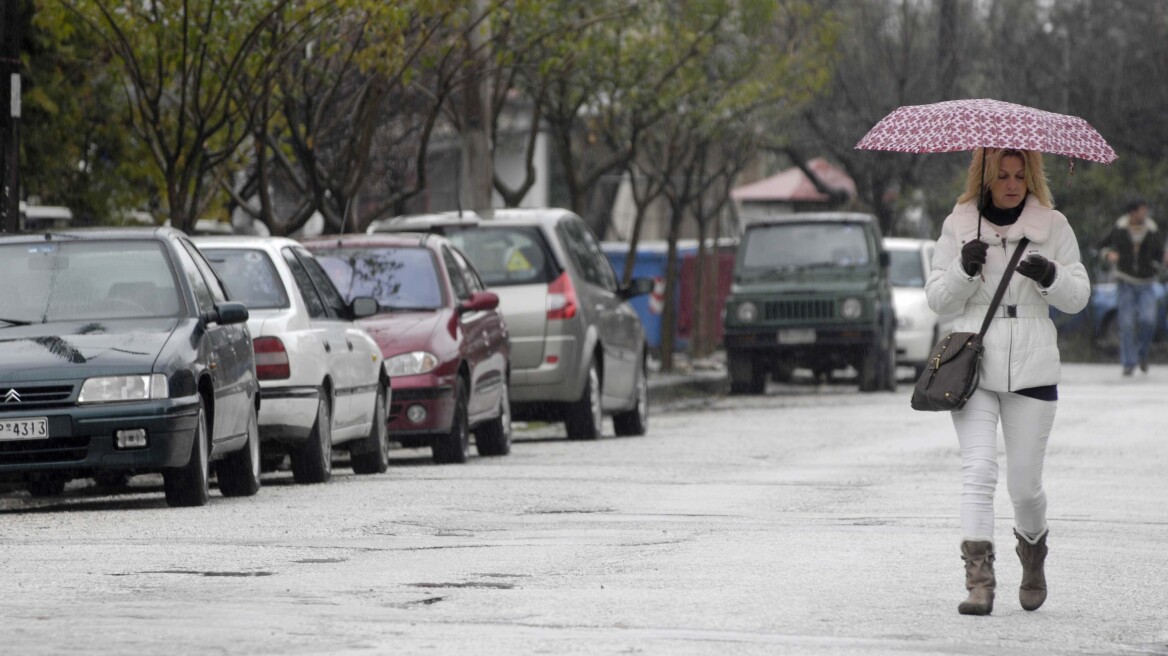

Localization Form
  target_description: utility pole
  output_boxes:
[0,0,22,233]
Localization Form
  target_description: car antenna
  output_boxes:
[340,196,354,235]
[455,160,463,219]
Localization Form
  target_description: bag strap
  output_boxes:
[977,237,1031,337]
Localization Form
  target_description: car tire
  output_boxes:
[351,383,391,474]
[26,474,66,497]
[613,358,649,437]
[217,404,261,497]
[880,331,898,392]
[433,378,470,464]
[728,349,766,395]
[164,397,211,507]
[565,357,603,440]
[291,395,333,484]
[859,341,881,393]
[474,378,512,457]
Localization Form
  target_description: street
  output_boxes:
[1,363,1166,655]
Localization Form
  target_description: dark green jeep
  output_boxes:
[722,213,898,394]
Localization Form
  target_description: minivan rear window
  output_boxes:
[444,226,558,286]
[742,222,872,270]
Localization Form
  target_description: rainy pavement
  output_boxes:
[1,362,1166,655]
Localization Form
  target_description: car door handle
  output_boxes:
[324,342,331,353]
[347,339,354,351]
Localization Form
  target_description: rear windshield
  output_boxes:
[201,248,290,309]
[444,226,557,287]
[741,222,873,270]
[0,240,183,322]
[312,247,445,311]
[887,248,925,287]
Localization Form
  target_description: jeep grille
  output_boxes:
[764,299,835,321]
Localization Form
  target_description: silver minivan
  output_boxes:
[368,209,653,439]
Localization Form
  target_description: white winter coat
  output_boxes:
[926,196,1090,393]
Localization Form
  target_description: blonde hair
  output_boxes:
[957,148,1053,209]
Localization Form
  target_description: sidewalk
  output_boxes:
[646,351,729,405]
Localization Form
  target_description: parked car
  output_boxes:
[0,227,260,507]
[301,233,512,463]
[884,237,956,375]
[723,213,897,394]
[366,209,654,440]
[195,237,390,482]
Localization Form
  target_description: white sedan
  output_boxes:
[195,236,390,483]
[884,237,954,376]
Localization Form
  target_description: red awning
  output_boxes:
[731,158,855,202]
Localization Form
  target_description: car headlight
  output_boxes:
[840,298,863,319]
[736,301,758,323]
[897,315,913,329]
[78,374,169,403]
[385,351,439,377]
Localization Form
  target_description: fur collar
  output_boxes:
[949,195,1059,245]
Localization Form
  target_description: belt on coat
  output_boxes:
[968,304,1048,319]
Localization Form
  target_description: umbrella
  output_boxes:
[854,98,1116,164]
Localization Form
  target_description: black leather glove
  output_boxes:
[961,240,988,276]
[1017,252,1056,287]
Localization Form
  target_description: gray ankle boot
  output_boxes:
[1015,529,1048,611]
[958,540,995,615]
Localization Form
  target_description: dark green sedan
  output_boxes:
[0,227,261,507]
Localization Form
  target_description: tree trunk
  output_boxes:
[461,0,493,212]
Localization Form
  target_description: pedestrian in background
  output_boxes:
[926,148,1090,616]
[1097,198,1165,375]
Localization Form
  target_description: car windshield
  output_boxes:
[444,226,556,287]
[201,248,290,310]
[741,222,872,270]
[313,247,444,310]
[887,248,925,287]
[0,240,183,323]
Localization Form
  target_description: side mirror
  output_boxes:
[620,277,655,300]
[350,296,379,319]
[878,251,891,268]
[208,301,249,326]
[458,291,499,314]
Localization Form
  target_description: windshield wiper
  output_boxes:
[0,317,33,326]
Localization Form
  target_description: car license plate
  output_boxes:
[0,417,49,441]
[777,329,816,345]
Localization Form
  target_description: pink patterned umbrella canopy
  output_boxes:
[855,98,1117,164]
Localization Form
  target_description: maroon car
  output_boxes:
[301,233,511,463]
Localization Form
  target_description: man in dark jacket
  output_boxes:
[1098,198,1166,375]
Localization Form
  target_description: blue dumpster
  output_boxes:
[602,241,698,350]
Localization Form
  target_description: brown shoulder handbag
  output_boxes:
[911,238,1029,412]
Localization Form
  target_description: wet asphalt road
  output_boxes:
[1,363,1166,655]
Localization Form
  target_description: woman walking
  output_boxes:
[926,148,1090,615]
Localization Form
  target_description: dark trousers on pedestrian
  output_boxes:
[1117,280,1157,370]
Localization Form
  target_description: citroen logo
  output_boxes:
[4,389,20,403]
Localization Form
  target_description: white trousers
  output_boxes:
[950,388,1057,543]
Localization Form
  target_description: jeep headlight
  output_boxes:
[840,298,863,319]
[385,351,439,377]
[736,301,758,323]
[79,374,169,403]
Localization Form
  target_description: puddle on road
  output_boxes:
[408,581,515,590]
[112,570,275,577]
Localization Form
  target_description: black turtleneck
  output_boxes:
[980,193,1057,402]
[982,194,1025,226]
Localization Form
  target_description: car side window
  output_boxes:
[180,239,228,304]
[295,250,350,319]
[558,219,614,291]
[442,247,471,301]
[450,248,484,293]
[172,240,215,313]
[282,248,328,319]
